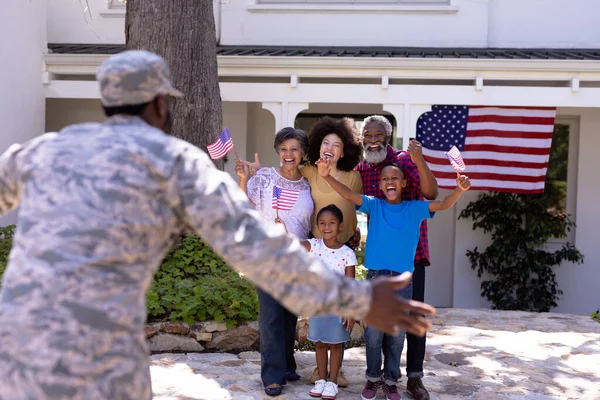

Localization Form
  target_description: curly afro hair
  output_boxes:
[307,116,362,171]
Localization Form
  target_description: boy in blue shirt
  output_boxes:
[316,158,470,400]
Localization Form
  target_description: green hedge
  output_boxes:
[0,227,367,327]
[146,235,259,328]
[0,227,258,328]
[0,225,15,286]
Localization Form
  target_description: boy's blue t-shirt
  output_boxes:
[357,195,434,274]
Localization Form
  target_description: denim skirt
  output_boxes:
[308,315,350,344]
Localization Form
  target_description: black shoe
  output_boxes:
[285,371,301,381]
[407,377,430,400]
[265,385,283,396]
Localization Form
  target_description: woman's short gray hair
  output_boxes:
[274,127,308,154]
[362,115,393,137]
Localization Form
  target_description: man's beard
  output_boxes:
[363,143,387,164]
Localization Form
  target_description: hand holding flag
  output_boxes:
[272,185,300,214]
[207,128,236,160]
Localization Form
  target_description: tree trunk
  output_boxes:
[125,0,224,170]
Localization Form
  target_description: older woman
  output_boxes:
[235,127,313,397]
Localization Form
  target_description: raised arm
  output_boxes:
[316,157,363,206]
[407,140,439,200]
[428,174,470,212]
[170,143,435,336]
[234,159,256,207]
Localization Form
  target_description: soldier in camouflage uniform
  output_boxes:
[0,50,435,400]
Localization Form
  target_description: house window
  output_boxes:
[108,0,126,7]
[544,118,579,244]
[101,0,126,17]
[257,1,450,4]
[251,0,457,13]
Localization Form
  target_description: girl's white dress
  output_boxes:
[306,238,357,344]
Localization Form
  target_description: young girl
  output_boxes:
[279,204,357,399]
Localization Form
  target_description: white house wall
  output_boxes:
[220,0,488,48]
[47,0,125,44]
[222,102,249,177]
[46,99,106,132]
[47,0,220,44]
[554,109,600,314]
[0,1,47,227]
[46,0,600,49]
[488,0,600,48]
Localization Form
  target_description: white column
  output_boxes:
[287,102,309,128]
[261,102,284,132]
[0,1,47,226]
[383,104,432,150]
[262,102,309,132]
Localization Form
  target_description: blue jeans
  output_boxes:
[364,269,413,385]
[257,288,298,387]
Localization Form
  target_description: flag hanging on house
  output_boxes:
[416,105,557,194]
[272,185,300,211]
[207,128,234,159]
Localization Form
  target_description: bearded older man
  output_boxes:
[354,115,438,400]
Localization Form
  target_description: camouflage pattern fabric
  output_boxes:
[0,115,372,399]
[96,50,182,107]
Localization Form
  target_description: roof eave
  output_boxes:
[44,53,600,81]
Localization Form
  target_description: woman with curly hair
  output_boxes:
[301,116,363,248]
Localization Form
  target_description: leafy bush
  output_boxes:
[459,192,583,312]
[0,225,15,285]
[146,235,258,328]
[355,242,367,280]
[0,227,258,328]
[592,310,600,324]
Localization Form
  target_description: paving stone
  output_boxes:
[150,308,600,400]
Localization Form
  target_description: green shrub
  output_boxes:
[146,235,258,328]
[0,225,15,285]
[355,242,367,280]
[0,227,258,328]
[459,192,583,312]
[592,310,600,324]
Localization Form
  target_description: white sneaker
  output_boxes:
[310,379,327,397]
[321,381,339,400]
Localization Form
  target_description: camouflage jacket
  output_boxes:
[0,115,371,399]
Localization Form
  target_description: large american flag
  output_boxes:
[207,128,234,160]
[416,105,557,194]
[272,186,300,211]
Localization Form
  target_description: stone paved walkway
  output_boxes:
[150,309,600,400]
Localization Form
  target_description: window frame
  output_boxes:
[100,0,126,18]
[249,0,459,14]
[546,116,579,246]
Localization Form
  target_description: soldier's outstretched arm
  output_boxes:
[0,144,23,216]
[170,144,435,336]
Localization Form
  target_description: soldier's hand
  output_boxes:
[364,272,436,337]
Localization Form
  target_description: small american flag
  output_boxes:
[446,146,466,172]
[206,128,234,160]
[417,105,556,194]
[272,186,300,211]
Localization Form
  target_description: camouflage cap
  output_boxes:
[97,50,183,107]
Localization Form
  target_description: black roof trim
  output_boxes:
[47,43,600,60]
